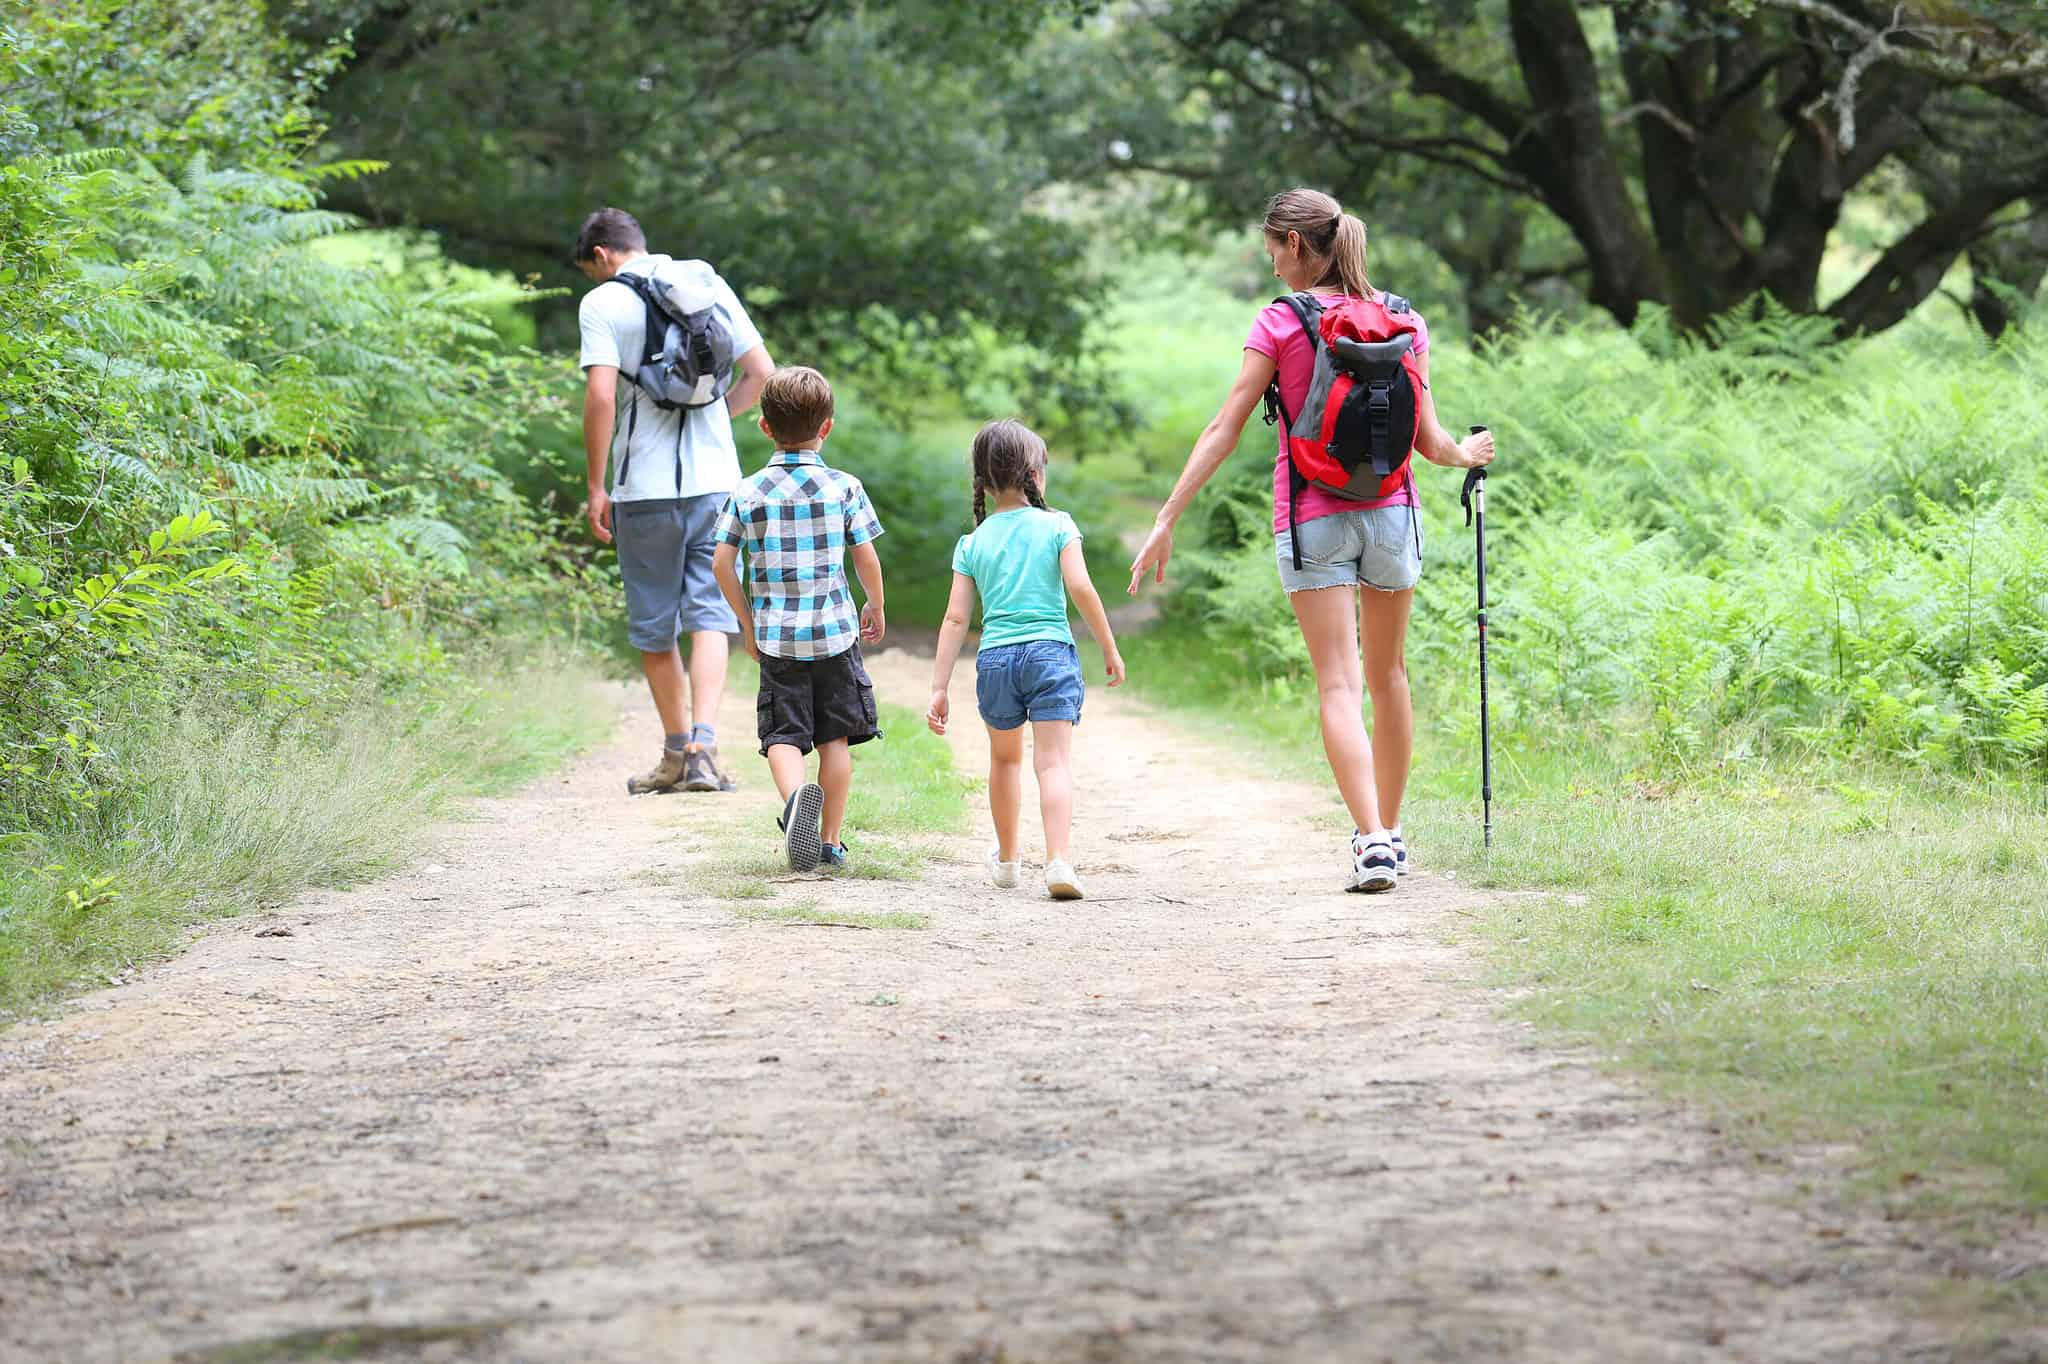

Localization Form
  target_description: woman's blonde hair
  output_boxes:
[1263,187,1370,297]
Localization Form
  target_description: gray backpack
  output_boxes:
[613,258,736,411]
[610,258,739,493]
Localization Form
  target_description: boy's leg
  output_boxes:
[817,739,852,845]
[765,743,808,803]
[1030,720,1075,863]
[987,724,1026,862]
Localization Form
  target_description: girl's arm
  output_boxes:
[1127,348,1276,595]
[926,572,978,735]
[1411,353,1495,469]
[1061,540,1125,687]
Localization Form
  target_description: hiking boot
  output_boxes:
[819,842,848,873]
[683,745,737,793]
[987,844,1021,890]
[780,783,825,873]
[1348,830,1398,893]
[626,747,688,795]
[1045,858,1084,901]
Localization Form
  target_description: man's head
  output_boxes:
[574,207,648,283]
[758,366,835,449]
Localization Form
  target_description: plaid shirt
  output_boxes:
[714,449,884,661]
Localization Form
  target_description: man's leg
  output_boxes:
[643,646,690,740]
[686,630,728,747]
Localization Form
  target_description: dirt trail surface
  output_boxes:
[3,647,2039,1363]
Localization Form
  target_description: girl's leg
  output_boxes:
[987,724,1026,862]
[1360,588,1416,829]
[816,739,852,845]
[1289,586,1385,834]
[1030,720,1075,862]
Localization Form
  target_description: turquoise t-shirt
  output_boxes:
[952,507,1081,650]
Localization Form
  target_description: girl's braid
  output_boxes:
[969,419,1050,525]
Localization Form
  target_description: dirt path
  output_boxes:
[2,648,2037,1363]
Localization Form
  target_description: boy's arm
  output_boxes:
[1060,539,1125,687]
[712,543,757,660]
[848,540,885,645]
[926,572,978,735]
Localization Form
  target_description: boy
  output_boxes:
[711,366,886,873]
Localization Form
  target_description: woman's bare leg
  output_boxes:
[1289,585,1384,834]
[1360,587,1415,829]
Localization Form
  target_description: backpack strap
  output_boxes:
[1381,292,1412,315]
[1264,294,1324,572]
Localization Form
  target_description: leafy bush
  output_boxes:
[1165,303,2048,779]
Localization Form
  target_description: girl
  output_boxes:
[1126,188,1494,893]
[928,420,1127,900]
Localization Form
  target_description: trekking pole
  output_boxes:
[1459,426,1494,851]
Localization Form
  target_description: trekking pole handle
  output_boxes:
[1460,425,1489,526]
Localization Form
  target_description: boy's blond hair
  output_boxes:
[760,366,834,446]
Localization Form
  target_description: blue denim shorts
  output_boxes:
[614,492,740,650]
[1274,505,1424,594]
[975,640,1084,730]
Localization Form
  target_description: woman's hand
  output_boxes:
[1455,427,1496,469]
[926,688,950,735]
[1127,520,1175,595]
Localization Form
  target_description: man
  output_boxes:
[574,206,774,794]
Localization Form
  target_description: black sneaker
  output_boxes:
[780,783,825,872]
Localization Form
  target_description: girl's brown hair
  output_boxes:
[1263,187,1370,297]
[969,418,1049,525]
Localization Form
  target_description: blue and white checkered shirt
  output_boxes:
[714,449,885,661]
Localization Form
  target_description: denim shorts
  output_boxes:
[975,640,1084,730]
[1274,505,1424,594]
[614,492,740,651]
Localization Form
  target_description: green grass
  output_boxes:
[846,702,971,837]
[734,901,929,931]
[0,647,611,1017]
[1128,623,2048,1210]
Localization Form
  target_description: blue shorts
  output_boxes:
[1274,505,1424,594]
[975,640,1084,730]
[614,492,741,651]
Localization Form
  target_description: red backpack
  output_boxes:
[1262,291,1424,568]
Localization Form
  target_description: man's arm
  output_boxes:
[583,365,619,544]
[848,539,885,645]
[712,542,757,660]
[725,346,774,418]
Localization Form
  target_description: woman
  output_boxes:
[1127,188,1494,893]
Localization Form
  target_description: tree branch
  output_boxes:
[1333,0,1532,144]
[1829,158,2048,334]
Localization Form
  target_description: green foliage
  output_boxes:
[1,1,607,982]
[1157,290,2048,780]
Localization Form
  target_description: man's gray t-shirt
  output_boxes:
[577,253,764,503]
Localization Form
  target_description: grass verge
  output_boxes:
[0,645,612,1018]
[1125,621,2048,1210]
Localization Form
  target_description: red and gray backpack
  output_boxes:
[1262,291,1424,569]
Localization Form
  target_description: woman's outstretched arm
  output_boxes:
[1411,353,1495,469]
[1127,348,1276,594]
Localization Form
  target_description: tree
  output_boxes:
[284,0,1104,381]
[1089,0,2048,337]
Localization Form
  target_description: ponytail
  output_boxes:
[1263,187,1372,297]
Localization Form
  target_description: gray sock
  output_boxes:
[690,723,716,749]
[664,732,688,754]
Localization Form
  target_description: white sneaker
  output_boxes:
[1348,831,1398,893]
[1045,858,1084,900]
[1390,827,1409,876]
[987,843,1021,889]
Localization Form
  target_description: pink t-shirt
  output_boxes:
[1246,291,1429,534]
